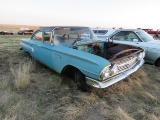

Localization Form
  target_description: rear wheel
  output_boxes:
[74,70,87,92]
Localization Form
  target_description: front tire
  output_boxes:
[155,58,160,67]
[74,70,87,92]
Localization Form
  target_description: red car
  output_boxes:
[18,28,34,35]
[142,29,160,39]
[142,29,156,34]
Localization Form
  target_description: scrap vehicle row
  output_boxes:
[0,28,34,35]
[20,26,151,92]
[19,26,160,92]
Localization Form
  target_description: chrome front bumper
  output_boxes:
[85,59,145,88]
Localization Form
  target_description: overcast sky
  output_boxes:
[0,0,160,29]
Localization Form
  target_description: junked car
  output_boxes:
[107,29,160,66]
[18,28,34,35]
[91,28,116,41]
[20,26,145,92]
[0,30,13,35]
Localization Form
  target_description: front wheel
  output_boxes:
[155,58,160,67]
[74,70,87,92]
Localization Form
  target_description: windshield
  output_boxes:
[136,30,154,42]
[54,27,96,45]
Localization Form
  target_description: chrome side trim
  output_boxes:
[85,59,144,88]
[20,43,34,52]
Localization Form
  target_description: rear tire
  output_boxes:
[74,70,87,92]
[155,58,160,67]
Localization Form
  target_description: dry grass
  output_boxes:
[116,107,134,120]
[141,92,157,101]
[0,25,160,120]
[11,61,32,89]
[148,114,160,120]
[3,115,17,120]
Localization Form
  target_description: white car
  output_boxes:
[91,28,117,41]
[107,29,160,66]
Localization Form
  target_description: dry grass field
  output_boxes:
[0,25,160,120]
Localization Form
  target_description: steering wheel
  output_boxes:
[70,37,82,48]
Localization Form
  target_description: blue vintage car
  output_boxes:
[20,26,145,92]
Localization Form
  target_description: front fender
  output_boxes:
[52,46,110,80]
[147,47,160,63]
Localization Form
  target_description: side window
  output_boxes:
[92,30,97,33]
[32,31,43,41]
[97,30,108,35]
[93,30,107,35]
[127,33,141,42]
[44,32,51,43]
[111,32,127,41]
[111,31,141,42]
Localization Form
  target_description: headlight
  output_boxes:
[110,64,118,75]
[137,51,145,61]
[142,51,145,58]
[137,53,143,61]
[100,65,111,81]
[100,64,118,81]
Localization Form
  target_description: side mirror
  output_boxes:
[106,37,109,41]
[133,39,138,42]
[106,37,113,43]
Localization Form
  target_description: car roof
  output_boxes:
[107,29,145,38]
[91,28,115,30]
[116,29,143,32]
[39,26,89,30]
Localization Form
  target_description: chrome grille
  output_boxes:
[116,55,138,73]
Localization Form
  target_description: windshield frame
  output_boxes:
[135,30,155,42]
[52,27,97,46]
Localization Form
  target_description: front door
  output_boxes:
[31,30,43,61]
[37,31,55,69]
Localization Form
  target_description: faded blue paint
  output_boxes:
[20,38,110,81]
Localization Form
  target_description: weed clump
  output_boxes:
[11,61,32,89]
